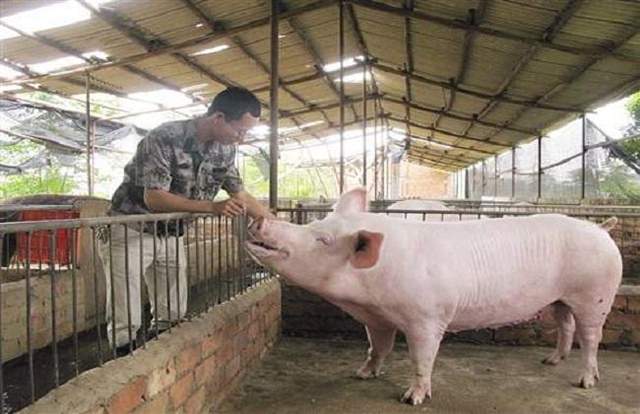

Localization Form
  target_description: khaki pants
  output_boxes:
[100,224,188,347]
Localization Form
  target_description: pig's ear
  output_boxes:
[334,188,368,215]
[350,230,384,269]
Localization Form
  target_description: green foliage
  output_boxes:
[0,168,75,198]
[241,156,332,200]
[599,164,640,203]
[626,91,640,127]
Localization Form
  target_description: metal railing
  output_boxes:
[0,211,266,413]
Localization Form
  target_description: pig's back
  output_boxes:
[376,214,620,330]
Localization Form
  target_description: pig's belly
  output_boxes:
[446,299,553,332]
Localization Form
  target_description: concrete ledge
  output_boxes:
[19,278,281,414]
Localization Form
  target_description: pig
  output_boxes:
[245,188,622,405]
[386,199,453,222]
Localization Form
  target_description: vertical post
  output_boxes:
[464,167,470,199]
[581,113,586,200]
[269,0,279,211]
[511,146,516,199]
[494,154,498,199]
[374,99,379,200]
[85,72,94,196]
[362,61,367,187]
[537,135,542,200]
[338,0,345,194]
[481,159,486,197]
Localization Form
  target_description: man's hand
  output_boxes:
[213,198,246,217]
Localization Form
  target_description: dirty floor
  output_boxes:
[218,337,640,414]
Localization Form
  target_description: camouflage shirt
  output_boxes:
[111,119,243,232]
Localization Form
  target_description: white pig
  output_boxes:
[245,188,622,405]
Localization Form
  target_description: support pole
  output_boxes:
[537,136,542,200]
[85,72,94,196]
[374,99,378,200]
[511,146,516,199]
[581,113,586,200]
[339,0,345,194]
[362,61,367,187]
[269,0,279,212]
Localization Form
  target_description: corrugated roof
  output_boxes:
[0,0,638,171]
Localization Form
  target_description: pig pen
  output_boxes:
[217,204,640,413]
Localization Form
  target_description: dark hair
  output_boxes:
[207,87,261,120]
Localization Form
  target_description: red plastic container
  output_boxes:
[16,209,80,265]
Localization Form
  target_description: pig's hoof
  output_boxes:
[542,353,564,365]
[400,386,430,405]
[578,374,599,389]
[355,366,379,379]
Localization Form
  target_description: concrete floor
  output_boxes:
[218,337,640,414]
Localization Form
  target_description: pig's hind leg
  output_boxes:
[542,301,575,365]
[356,325,397,379]
[565,291,616,388]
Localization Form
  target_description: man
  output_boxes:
[102,87,274,351]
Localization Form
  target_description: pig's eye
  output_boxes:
[315,235,332,246]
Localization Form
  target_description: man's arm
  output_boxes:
[144,189,245,217]
[232,190,276,219]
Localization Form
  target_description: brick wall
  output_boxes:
[1,270,89,363]
[282,282,640,350]
[399,162,451,198]
[19,278,281,414]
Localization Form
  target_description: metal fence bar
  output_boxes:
[174,219,181,328]
[202,217,210,311]
[123,225,133,354]
[108,225,116,359]
[152,222,159,340]
[26,231,35,402]
[184,219,191,320]
[0,234,4,414]
[49,231,59,388]
[70,228,79,376]
[91,227,103,365]
[139,221,146,350]
[163,221,171,335]
[210,217,215,305]
[217,216,223,304]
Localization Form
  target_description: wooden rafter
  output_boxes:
[347,0,640,64]
[278,0,359,121]
[406,133,495,156]
[1,14,204,105]
[486,22,640,141]
[464,0,585,136]
[372,62,582,113]
[383,96,537,135]
[1,0,337,87]
[387,115,510,149]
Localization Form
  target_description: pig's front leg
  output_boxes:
[356,325,397,379]
[401,325,445,405]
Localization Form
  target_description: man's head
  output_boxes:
[199,87,261,145]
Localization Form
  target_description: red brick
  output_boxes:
[176,344,201,377]
[202,334,221,358]
[195,355,217,387]
[605,310,636,329]
[216,341,234,364]
[133,393,169,414]
[237,311,250,329]
[184,386,206,414]
[247,322,260,341]
[147,359,176,398]
[234,331,250,351]
[169,373,194,409]
[106,376,147,414]
[628,296,640,314]
[223,356,241,386]
[612,295,628,311]
[601,327,622,345]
